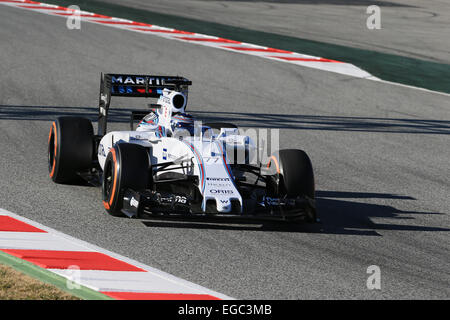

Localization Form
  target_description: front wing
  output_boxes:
[121,188,316,222]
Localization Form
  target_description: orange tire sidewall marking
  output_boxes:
[103,148,118,210]
[267,155,280,174]
[49,122,57,178]
[102,201,110,210]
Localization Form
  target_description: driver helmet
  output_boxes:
[137,111,159,131]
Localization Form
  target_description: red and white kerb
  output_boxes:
[0,0,378,79]
[0,209,231,300]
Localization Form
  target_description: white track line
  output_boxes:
[0,232,92,251]
[49,269,212,294]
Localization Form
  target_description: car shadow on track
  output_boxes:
[2,105,447,235]
[0,105,124,123]
[223,0,414,8]
[192,111,450,135]
[1,105,449,135]
[140,190,449,236]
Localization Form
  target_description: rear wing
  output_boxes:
[98,73,191,135]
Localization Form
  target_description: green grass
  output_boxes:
[0,263,80,300]
[0,251,113,300]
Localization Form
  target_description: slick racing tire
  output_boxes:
[267,149,315,199]
[266,149,316,222]
[102,143,150,217]
[48,117,94,183]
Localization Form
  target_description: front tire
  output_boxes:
[102,143,150,217]
[48,117,94,183]
[267,149,316,222]
[267,149,315,199]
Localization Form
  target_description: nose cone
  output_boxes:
[216,198,232,213]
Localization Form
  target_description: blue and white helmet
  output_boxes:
[137,111,159,131]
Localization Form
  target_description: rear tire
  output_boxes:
[102,143,150,217]
[48,117,94,183]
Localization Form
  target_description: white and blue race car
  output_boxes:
[47,73,316,223]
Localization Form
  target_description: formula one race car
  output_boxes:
[47,73,316,223]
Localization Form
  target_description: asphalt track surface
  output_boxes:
[103,0,450,64]
[0,5,449,299]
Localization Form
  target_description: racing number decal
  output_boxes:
[204,157,219,163]
[175,195,187,204]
